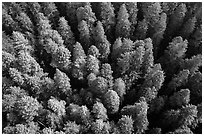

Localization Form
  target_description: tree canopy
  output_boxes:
[2,2,202,134]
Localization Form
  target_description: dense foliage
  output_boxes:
[2,2,202,134]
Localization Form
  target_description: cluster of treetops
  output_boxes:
[2,2,202,134]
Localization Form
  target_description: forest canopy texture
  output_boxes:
[2,2,202,134]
